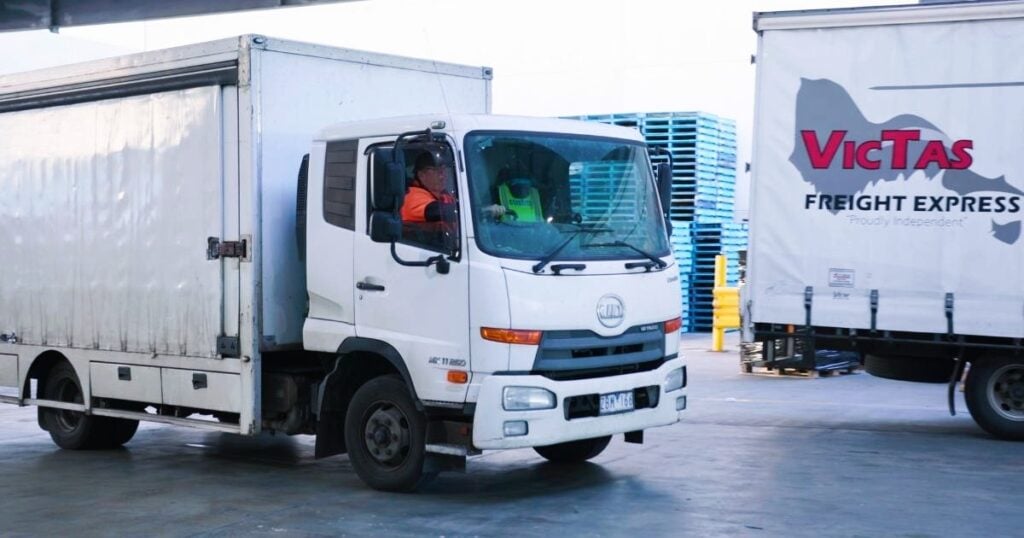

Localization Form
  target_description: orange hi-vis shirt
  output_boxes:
[401,185,455,223]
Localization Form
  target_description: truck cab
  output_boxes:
[302,114,686,490]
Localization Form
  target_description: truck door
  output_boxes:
[352,139,471,403]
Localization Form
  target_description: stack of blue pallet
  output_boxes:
[687,222,747,331]
[669,222,695,328]
[569,111,747,332]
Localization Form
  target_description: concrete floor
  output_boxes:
[1,334,1020,537]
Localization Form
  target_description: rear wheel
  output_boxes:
[39,362,140,449]
[534,435,612,463]
[965,359,1024,440]
[344,375,430,492]
[95,418,141,449]
[40,362,100,449]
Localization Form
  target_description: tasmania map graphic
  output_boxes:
[788,78,1023,245]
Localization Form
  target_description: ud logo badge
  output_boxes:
[596,294,625,328]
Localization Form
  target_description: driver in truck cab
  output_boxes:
[401,149,459,224]
[401,149,507,224]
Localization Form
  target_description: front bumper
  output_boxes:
[471,357,686,450]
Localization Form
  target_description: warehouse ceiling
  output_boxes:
[0,0,359,32]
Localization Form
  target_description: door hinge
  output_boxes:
[207,236,249,261]
[217,335,240,358]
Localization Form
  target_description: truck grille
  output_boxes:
[532,324,666,380]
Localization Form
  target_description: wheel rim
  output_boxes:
[362,401,411,468]
[53,377,84,431]
[987,364,1024,422]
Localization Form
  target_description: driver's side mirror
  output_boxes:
[369,148,405,244]
[369,211,401,243]
[373,160,406,212]
[656,162,673,236]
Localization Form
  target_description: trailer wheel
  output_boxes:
[534,435,612,463]
[965,359,1024,440]
[344,375,429,492]
[39,362,106,449]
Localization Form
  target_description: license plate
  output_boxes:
[599,390,635,415]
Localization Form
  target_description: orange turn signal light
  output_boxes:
[447,370,469,384]
[480,327,542,345]
[664,317,683,334]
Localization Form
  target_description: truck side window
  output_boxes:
[323,139,359,231]
[368,144,460,257]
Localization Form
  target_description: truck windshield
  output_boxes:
[463,132,670,263]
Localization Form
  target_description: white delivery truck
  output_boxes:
[745,2,1024,439]
[0,36,686,491]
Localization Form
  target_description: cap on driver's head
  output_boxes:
[415,149,445,172]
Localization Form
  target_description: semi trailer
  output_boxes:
[745,1,1024,439]
[0,36,687,491]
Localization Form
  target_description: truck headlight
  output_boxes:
[502,386,556,411]
[664,367,686,393]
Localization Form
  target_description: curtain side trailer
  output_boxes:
[746,2,1024,439]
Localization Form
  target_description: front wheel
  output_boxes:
[534,435,612,463]
[965,359,1024,440]
[344,375,430,492]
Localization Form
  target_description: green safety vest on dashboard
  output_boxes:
[498,183,543,222]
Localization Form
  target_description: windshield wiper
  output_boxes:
[587,240,668,270]
[551,263,586,275]
[532,224,611,274]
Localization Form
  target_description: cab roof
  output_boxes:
[315,113,647,144]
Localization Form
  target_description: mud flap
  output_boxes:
[425,452,467,474]
[947,357,966,416]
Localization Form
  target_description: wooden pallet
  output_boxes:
[741,362,861,379]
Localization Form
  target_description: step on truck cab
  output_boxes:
[0,36,686,491]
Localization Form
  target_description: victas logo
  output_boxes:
[801,130,973,171]
[790,78,1023,245]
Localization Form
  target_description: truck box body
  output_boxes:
[748,2,1024,339]
[0,36,491,432]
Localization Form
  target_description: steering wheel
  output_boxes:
[498,208,519,223]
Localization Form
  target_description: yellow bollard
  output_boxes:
[711,254,741,351]
[713,254,726,288]
[712,255,726,351]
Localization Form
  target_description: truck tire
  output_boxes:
[965,359,1024,440]
[39,362,106,449]
[344,375,430,492]
[864,354,954,383]
[39,362,140,449]
[534,435,612,463]
[95,418,141,449]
